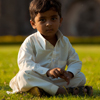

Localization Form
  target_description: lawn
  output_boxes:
[0,44,100,100]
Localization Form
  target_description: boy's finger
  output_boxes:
[55,69,61,77]
[63,72,68,77]
[53,71,59,78]
[64,77,70,85]
[58,69,65,75]
[63,73,70,84]
[66,76,70,85]
[60,75,65,79]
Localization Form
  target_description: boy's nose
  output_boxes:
[46,21,52,26]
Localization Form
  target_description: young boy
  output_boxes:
[8,0,93,96]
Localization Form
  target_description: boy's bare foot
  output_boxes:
[56,87,87,95]
[56,87,66,95]
[56,86,93,96]
[73,87,87,95]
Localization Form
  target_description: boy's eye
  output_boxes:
[52,17,57,21]
[39,19,45,22]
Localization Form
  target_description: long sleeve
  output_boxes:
[66,39,82,76]
[17,36,49,76]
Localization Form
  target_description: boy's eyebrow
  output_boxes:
[39,16,45,19]
[51,15,58,17]
[39,15,58,18]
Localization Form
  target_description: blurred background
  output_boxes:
[0,0,100,44]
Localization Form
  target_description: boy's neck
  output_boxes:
[42,34,58,46]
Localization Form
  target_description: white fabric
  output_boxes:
[7,30,85,95]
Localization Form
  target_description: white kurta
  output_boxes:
[8,30,86,95]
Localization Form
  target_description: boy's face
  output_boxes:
[30,9,63,37]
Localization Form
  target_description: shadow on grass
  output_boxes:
[0,84,11,91]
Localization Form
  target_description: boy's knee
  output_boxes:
[76,72,86,85]
[17,70,30,91]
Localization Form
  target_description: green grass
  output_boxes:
[0,44,100,100]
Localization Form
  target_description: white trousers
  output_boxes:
[9,69,86,95]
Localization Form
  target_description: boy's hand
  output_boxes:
[46,68,65,78]
[60,71,73,85]
[46,68,73,85]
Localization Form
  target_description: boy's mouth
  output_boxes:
[46,29,53,32]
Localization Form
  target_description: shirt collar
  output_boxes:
[56,30,64,47]
[37,30,64,49]
[37,31,46,50]
[56,29,63,40]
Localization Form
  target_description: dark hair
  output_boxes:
[29,0,62,21]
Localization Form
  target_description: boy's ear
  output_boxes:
[30,20,37,29]
[59,18,63,27]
